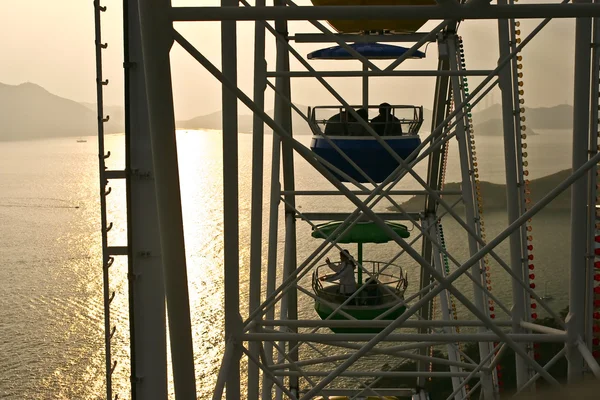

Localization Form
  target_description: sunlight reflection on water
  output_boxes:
[0,129,572,399]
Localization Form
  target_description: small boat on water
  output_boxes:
[541,282,553,301]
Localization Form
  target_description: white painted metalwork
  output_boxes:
[93,1,600,399]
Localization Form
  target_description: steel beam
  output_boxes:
[125,0,168,398]
[171,4,600,21]
[497,0,529,390]
[221,1,242,398]
[291,33,434,43]
[136,1,196,398]
[298,212,422,221]
[173,28,600,392]
[242,333,568,343]
[568,0,593,383]
[266,70,495,77]
[94,0,114,397]
[431,221,467,400]
[448,36,494,398]
[273,2,299,395]
[586,3,600,352]
[280,190,462,196]
[247,0,266,398]
[258,320,513,328]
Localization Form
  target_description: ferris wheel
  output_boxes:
[93,1,600,399]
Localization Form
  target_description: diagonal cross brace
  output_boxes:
[170,29,587,395]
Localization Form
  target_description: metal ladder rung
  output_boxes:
[108,246,128,256]
[105,170,127,180]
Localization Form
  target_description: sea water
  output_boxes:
[0,129,573,398]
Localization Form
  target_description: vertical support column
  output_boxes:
[497,2,529,390]
[447,35,495,400]
[93,1,113,397]
[262,140,281,400]
[586,7,600,351]
[362,63,368,110]
[136,0,197,398]
[262,93,282,400]
[418,49,451,388]
[221,0,243,398]
[430,219,467,400]
[248,1,266,400]
[569,0,593,383]
[274,1,298,395]
[125,0,168,398]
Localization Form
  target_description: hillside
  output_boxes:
[390,169,573,212]
[0,80,577,141]
[176,106,313,134]
[470,103,572,130]
[0,82,122,141]
[422,103,571,133]
[473,118,538,136]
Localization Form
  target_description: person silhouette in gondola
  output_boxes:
[347,108,369,136]
[324,110,349,136]
[322,249,357,299]
[371,102,403,136]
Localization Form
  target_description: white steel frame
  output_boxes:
[93,1,600,399]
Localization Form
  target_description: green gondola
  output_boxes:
[311,221,410,333]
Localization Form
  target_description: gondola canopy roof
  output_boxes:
[311,221,410,244]
[307,42,426,60]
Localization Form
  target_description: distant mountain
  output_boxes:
[389,168,573,212]
[525,104,573,129]
[176,106,313,135]
[80,102,124,132]
[420,103,572,134]
[474,118,538,136]
[0,80,576,141]
[472,103,573,130]
[0,82,122,141]
[472,103,502,123]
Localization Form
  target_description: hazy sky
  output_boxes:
[0,0,576,120]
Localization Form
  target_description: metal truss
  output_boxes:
[97,1,600,399]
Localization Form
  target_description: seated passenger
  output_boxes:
[364,277,382,306]
[371,102,403,136]
[324,110,349,136]
[347,108,369,136]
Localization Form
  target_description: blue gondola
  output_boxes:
[311,133,421,183]
[308,104,423,183]
[307,42,425,183]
